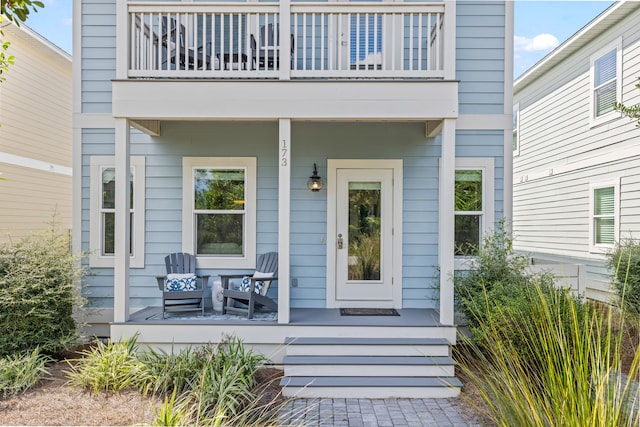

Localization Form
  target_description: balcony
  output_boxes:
[128,2,448,80]
[114,2,457,124]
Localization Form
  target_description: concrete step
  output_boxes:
[281,376,463,399]
[283,355,456,377]
[284,337,450,357]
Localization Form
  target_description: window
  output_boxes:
[90,156,145,268]
[453,158,494,265]
[183,157,256,269]
[513,104,520,155]
[590,39,621,126]
[590,181,619,252]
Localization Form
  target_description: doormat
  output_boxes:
[340,308,400,316]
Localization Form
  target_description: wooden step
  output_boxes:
[281,376,463,399]
[284,337,450,357]
[283,355,455,377]
[280,336,462,399]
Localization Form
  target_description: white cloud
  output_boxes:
[514,34,559,52]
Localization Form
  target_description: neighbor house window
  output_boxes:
[90,156,145,268]
[591,39,621,126]
[453,158,495,264]
[590,181,619,252]
[183,157,256,269]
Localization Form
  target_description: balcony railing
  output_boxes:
[128,2,446,79]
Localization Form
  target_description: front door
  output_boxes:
[328,160,401,308]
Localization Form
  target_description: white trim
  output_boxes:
[89,156,146,268]
[277,119,291,324]
[456,114,511,130]
[113,119,131,323]
[0,152,72,176]
[504,0,514,227]
[443,0,456,81]
[451,158,495,270]
[326,159,403,310]
[589,179,619,254]
[589,37,622,128]
[182,157,257,269]
[512,104,520,157]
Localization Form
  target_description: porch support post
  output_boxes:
[279,0,291,80]
[439,118,456,326]
[114,118,131,323]
[277,119,291,324]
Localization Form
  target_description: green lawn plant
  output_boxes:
[457,284,640,427]
[0,348,50,399]
[0,226,86,357]
[66,335,152,393]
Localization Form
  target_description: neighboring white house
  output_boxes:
[0,22,72,242]
[513,1,640,303]
[74,0,514,398]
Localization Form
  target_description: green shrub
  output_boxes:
[456,284,640,427]
[0,227,86,357]
[454,221,557,342]
[0,348,50,399]
[66,335,152,393]
[607,239,640,316]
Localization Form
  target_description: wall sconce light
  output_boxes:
[307,163,323,192]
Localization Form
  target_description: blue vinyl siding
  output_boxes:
[82,0,116,113]
[456,1,506,114]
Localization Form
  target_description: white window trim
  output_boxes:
[453,157,495,270]
[182,157,257,269]
[89,156,146,268]
[513,103,520,157]
[589,37,622,128]
[589,179,619,254]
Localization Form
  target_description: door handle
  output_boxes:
[337,233,343,250]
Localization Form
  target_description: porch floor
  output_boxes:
[128,307,442,327]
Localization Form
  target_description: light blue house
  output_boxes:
[73,0,513,398]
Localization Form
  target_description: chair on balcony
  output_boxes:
[251,24,294,70]
[160,16,211,70]
[156,252,209,319]
[220,252,278,319]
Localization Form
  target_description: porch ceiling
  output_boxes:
[112,80,458,122]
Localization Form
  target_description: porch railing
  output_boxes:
[128,2,447,79]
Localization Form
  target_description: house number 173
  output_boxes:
[281,140,289,167]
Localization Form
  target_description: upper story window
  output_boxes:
[590,181,619,253]
[453,158,495,263]
[182,157,256,269]
[590,38,622,126]
[90,156,146,268]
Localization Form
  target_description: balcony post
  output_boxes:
[443,0,456,80]
[279,0,291,80]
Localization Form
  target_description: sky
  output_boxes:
[19,0,616,79]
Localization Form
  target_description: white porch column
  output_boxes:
[438,118,456,326]
[114,119,131,323]
[279,0,291,80]
[278,119,291,324]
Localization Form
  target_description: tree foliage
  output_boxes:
[0,0,45,83]
[615,77,640,126]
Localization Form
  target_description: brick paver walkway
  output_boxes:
[279,398,482,426]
